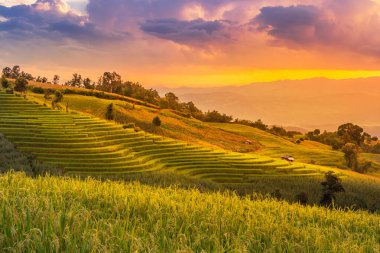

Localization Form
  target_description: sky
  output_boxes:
[1,0,380,87]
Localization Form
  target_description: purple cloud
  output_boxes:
[140,19,232,47]
[0,0,128,42]
[252,1,380,56]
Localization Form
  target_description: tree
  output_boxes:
[14,77,28,92]
[337,123,364,146]
[53,90,63,103]
[152,116,162,127]
[11,65,20,78]
[164,92,179,110]
[44,90,51,102]
[66,73,82,87]
[83,78,94,89]
[313,129,321,135]
[1,76,9,88]
[342,143,359,169]
[98,72,121,93]
[53,75,60,85]
[20,71,34,81]
[41,77,48,83]
[105,103,115,120]
[252,119,268,131]
[320,171,345,206]
[2,67,12,78]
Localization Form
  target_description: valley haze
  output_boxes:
[157,77,380,136]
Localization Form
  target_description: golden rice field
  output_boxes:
[0,172,379,252]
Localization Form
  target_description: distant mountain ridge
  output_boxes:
[156,77,380,136]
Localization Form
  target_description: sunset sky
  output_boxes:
[1,0,380,87]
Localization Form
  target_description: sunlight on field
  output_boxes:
[0,172,379,252]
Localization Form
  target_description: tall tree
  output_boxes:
[342,143,359,169]
[66,73,82,87]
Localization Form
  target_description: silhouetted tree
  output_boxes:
[320,171,345,207]
[83,77,94,89]
[53,75,60,85]
[66,73,82,87]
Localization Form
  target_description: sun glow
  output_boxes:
[144,69,380,87]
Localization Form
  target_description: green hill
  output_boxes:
[0,172,378,252]
[0,91,323,181]
[1,89,380,211]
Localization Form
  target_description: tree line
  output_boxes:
[2,66,234,123]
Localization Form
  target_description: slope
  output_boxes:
[0,91,323,184]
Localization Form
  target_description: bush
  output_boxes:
[152,116,162,127]
[31,87,44,94]
[1,76,9,88]
[14,77,28,92]
[295,192,308,205]
[105,103,115,120]
[123,123,135,129]
[320,171,345,207]
[53,90,63,103]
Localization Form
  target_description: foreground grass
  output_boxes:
[0,173,379,252]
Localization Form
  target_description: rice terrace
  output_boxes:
[1,0,380,252]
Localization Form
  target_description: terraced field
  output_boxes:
[0,92,324,183]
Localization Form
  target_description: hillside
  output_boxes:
[159,77,380,136]
[0,91,323,182]
[0,172,379,252]
[25,86,380,176]
[0,87,378,210]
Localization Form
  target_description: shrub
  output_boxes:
[320,171,345,207]
[271,189,282,200]
[105,103,115,120]
[123,123,135,129]
[152,116,162,127]
[14,77,28,92]
[1,76,9,88]
[53,90,63,103]
[295,192,308,205]
[31,87,44,94]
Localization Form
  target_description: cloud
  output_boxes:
[251,0,380,56]
[140,18,233,47]
[0,0,127,43]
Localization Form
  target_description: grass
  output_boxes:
[0,91,325,183]
[1,88,380,211]
[211,123,380,175]
[0,172,379,252]
[28,92,262,152]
